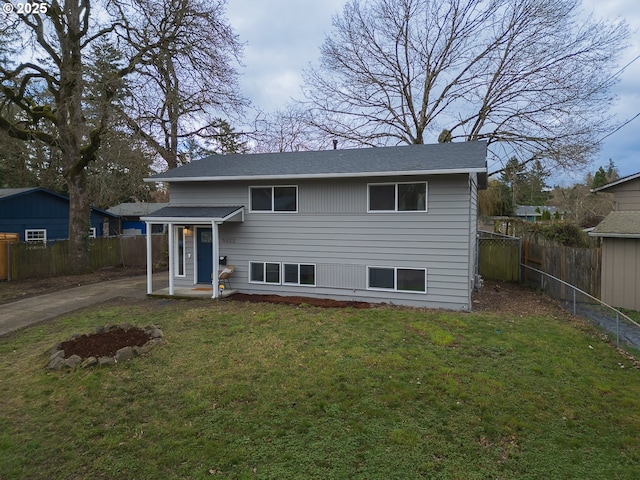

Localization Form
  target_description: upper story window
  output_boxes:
[25,229,46,243]
[368,182,427,212]
[250,186,297,212]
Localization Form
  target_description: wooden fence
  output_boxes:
[478,232,521,282]
[522,240,601,301]
[5,234,167,281]
[0,233,20,281]
[479,232,602,300]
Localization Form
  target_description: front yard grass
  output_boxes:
[1,298,639,479]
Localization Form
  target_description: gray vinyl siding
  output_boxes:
[170,174,474,310]
[611,178,640,211]
[601,238,640,311]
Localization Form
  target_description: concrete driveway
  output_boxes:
[0,274,166,337]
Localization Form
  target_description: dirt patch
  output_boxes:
[60,327,151,359]
[471,280,564,316]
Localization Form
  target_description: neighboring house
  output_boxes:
[107,202,168,235]
[142,142,487,310]
[0,187,118,242]
[590,172,640,311]
[515,205,561,222]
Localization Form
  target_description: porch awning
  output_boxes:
[141,206,244,223]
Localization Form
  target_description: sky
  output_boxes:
[226,0,640,185]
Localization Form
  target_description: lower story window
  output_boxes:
[250,262,281,284]
[284,263,316,286]
[25,229,46,242]
[368,267,426,293]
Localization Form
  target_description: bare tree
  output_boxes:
[113,0,247,169]
[301,0,629,174]
[0,0,244,271]
[252,105,327,153]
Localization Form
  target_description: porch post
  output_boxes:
[212,220,220,299]
[168,223,175,296]
[145,222,153,294]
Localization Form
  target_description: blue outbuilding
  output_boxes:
[0,187,119,242]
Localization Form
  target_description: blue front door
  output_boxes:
[197,228,213,283]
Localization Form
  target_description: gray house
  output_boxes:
[142,142,487,310]
[590,172,640,311]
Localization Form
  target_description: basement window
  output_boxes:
[367,267,426,293]
[249,261,281,284]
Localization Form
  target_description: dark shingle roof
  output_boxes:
[590,211,640,238]
[141,206,243,221]
[146,142,487,183]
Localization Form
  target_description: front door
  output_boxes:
[197,228,213,283]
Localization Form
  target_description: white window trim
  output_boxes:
[283,263,317,287]
[248,261,282,284]
[25,229,47,243]
[174,226,187,278]
[367,181,428,213]
[88,227,97,239]
[248,185,298,213]
[366,266,427,293]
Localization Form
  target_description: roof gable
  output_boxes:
[146,141,487,183]
[592,172,640,193]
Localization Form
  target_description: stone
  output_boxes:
[115,346,134,363]
[47,343,62,356]
[48,349,65,362]
[81,357,98,368]
[47,356,66,371]
[65,355,83,368]
[145,326,163,339]
[98,356,116,366]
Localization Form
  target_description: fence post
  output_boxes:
[616,313,620,349]
[573,289,576,315]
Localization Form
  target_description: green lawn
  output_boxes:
[1,298,639,479]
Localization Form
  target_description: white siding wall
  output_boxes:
[170,174,475,310]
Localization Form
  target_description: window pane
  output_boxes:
[250,262,264,282]
[398,183,426,211]
[176,227,185,276]
[266,262,281,283]
[274,187,297,211]
[369,184,395,211]
[251,187,272,211]
[369,267,394,289]
[284,264,298,284]
[397,268,426,292]
[300,264,315,285]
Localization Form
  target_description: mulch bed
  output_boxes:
[60,327,152,359]
[230,293,372,309]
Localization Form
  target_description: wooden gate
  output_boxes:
[0,233,19,281]
[478,232,521,282]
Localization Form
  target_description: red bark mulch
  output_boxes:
[230,293,372,309]
[60,327,151,359]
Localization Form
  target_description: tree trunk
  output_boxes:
[67,169,91,273]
